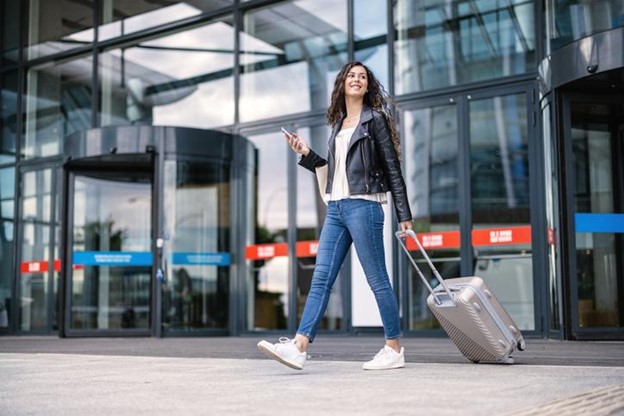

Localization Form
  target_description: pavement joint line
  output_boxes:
[2,352,624,372]
[504,383,624,416]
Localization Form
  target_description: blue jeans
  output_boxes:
[296,199,401,342]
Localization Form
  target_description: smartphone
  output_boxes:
[281,127,292,138]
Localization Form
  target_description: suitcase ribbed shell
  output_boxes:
[430,307,502,363]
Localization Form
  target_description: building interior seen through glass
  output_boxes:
[572,101,623,329]
[70,174,152,331]
[162,160,230,331]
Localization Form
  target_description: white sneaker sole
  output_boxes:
[257,341,304,370]
[362,361,405,370]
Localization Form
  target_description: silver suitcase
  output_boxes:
[396,230,525,364]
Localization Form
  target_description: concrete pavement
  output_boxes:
[1,336,623,415]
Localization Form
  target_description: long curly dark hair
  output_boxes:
[326,61,401,159]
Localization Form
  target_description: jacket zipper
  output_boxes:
[361,143,369,193]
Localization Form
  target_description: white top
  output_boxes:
[328,127,387,204]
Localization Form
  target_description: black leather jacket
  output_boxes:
[299,105,412,222]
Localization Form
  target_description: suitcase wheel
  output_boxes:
[517,339,526,351]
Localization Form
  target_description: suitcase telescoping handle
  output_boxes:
[395,230,455,306]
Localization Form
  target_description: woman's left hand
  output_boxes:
[399,220,413,233]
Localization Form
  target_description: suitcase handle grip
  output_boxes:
[395,230,455,306]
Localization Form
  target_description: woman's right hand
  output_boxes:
[284,131,310,156]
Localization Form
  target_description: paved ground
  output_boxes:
[1,336,623,415]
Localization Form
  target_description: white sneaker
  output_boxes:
[362,345,405,370]
[257,337,307,370]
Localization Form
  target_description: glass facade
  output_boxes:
[162,159,230,331]
[402,104,460,330]
[395,0,536,94]
[470,92,534,330]
[70,173,152,331]
[1,0,622,340]
[240,1,348,122]
[99,16,236,128]
[545,0,624,54]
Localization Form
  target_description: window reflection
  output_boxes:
[99,1,233,41]
[70,174,151,331]
[1,71,18,163]
[23,57,93,159]
[354,0,389,87]
[403,105,460,330]
[0,167,15,329]
[542,102,561,330]
[99,16,235,128]
[240,0,348,122]
[470,93,534,330]
[247,131,289,330]
[546,0,624,54]
[471,95,529,223]
[1,0,20,64]
[20,169,53,331]
[162,160,230,331]
[25,0,95,60]
[395,0,535,94]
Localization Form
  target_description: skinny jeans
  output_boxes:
[296,198,401,342]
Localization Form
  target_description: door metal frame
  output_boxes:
[397,81,542,336]
[560,91,624,340]
[60,153,155,337]
[13,160,62,334]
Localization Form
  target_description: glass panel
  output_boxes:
[403,104,460,330]
[1,0,20,64]
[23,56,93,159]
[295,123,343,331]
[354,0,388,87]
[99,15,235,128]
[572,101,623,329]
[240,1,348,123]
[546,0,624,54]
[19,169,52,331]
[0,167,15,329]
[542,101,562,331]
[470,93,534,331]
[99,1,232,41]
[1,71,18,164]
[246,130,289,330]
[161,160,230,331]
[25,0,95,60]
[70,174,151,330]
[395,0,536,95]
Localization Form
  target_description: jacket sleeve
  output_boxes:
[371,112,413,223]
[298,149,327,173]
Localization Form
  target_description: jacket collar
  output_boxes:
[330,104,375,141]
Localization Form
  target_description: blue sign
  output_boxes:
[171,252,231,266]
[575,213,624,233]
[73,251,153,266]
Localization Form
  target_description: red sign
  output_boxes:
[472,226,532,246]
[20,259,61,274]
[405,231,461,251]
[296,241,319,258]
[245,243,288,260]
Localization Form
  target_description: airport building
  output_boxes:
[0,0,622,340]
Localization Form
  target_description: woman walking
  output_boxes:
[258,61,412,371]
